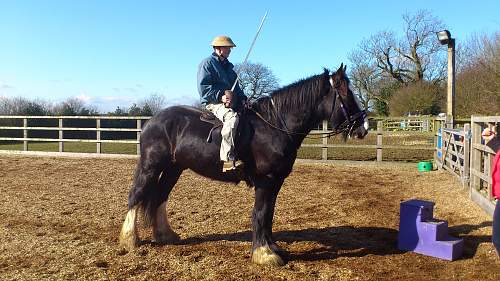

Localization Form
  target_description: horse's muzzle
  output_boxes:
[350,121,369,139]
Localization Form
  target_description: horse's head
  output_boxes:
[326,63,368,139]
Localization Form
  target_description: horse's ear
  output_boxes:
[336,63,344,75]
[343,64,347,73]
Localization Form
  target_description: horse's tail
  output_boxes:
[126,116,177,226]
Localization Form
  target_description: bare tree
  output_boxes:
[0,96,28,115]
[349,10,450,116]
[0,96,51,115]
[455,31,500,116]
[234,62,279,101]
[398,11,446,82]
[356,10,446,85]
[348,51,382,111]
[53,97,98,115]
[138,93,167,115]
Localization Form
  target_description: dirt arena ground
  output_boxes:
[0,155,499,280]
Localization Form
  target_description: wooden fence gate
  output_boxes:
[435,117,497,216]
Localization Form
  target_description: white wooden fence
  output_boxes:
[303,118,438,161]
[1,115,440,161]
[0,115,149,157]
[1,115,494,214]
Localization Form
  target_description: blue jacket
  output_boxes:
[197,53,246,108]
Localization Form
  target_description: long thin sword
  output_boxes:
[231,11,268,92]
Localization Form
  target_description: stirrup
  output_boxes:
[222,160,244,172]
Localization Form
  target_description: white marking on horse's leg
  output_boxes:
[119,206,139,251]
[251,246,284,266]
[152,201,180,244]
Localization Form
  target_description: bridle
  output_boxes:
[330,86,367,137]
[247,80,367,139]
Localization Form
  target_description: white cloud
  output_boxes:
[168,95,200,107]
[100,96,136,103]
[0,83,14,90]
[89,95,139,112]
[111,84,144,94]
[48,79,71,84]
[76,91,92,103]
[0,83,15,99]
[124,87,138,93]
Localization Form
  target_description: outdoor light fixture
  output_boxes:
[436,29,456,128]
[436,30,452,45]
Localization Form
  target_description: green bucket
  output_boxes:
[418,161,433,172]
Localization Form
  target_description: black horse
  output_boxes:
[119,64,368,266]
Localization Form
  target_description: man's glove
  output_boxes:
[223,90,233,108]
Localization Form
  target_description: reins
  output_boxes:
[247,88,352,139]
[248,107,342,139]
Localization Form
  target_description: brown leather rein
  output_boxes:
[247,88,367,139]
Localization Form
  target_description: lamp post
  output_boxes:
[436,30,455,128]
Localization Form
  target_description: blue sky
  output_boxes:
[0,0,499,112]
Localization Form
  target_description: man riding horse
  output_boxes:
[197,35,247,172]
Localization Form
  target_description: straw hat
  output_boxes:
[211,36,236,47]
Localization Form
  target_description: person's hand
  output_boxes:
[481,127,496,142]
[243,99,252,109]
[223,90,233,108]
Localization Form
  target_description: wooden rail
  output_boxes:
[432,116,497,216]
[1,115,441,160]
[435,125,471,187]
[376,116,437,132]
[302,119,437,161]
[0,115,150,156]
[0,114,493,215]
[468,116,500,216]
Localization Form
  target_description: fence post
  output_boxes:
[486,142,493,201]
[23,118,28,151]
[96,118,101,154]
[377,121,383,162]
[470,116,481,196]
[434,119,440,166]
[423,118,429,132]
[58,118,64,152]
[463,123,470,187]
[322,120,328,160]
[136,119,141,155]
[441,129,447,170]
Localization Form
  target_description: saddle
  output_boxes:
[200,111,223,143]
[200,110,223,126]
[199,109,251,147]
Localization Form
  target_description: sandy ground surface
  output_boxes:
[0,155,499,280]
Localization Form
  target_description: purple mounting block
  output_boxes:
[398,199,463,261]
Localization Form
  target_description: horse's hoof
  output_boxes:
[119,230,139,252]
[119,207,139,252]
[119,234,138,252]
[251,246,285,266]
[152,231,180,244]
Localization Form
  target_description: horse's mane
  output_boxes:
[252,69,331,122]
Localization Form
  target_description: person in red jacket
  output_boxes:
[482,125,500,256]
